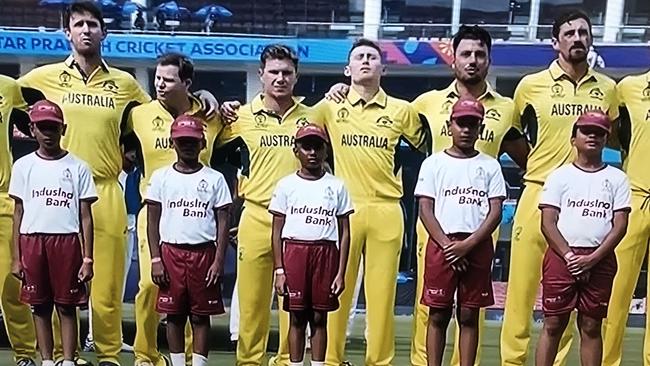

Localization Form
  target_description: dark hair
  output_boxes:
[552,9,592,39]
[348,38,383,61]
[157,53,194,81]
[64,1,105,30]
[452,25,492,55]
[260,44,299,71]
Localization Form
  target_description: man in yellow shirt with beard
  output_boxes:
[127,53,222,366]
[500,10,618,366]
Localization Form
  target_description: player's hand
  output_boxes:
[195,90,219,119]
[10,260,23,280]
[451,258,469,273]
[331,273,345,296]
[219,101,241,125]
[567,254,598,276]
[78,263,94,283]
[325,83,349,103]
[274,273,286,296]
[443,240,472,264]
[151,261,169,287]
[205,261,221,287]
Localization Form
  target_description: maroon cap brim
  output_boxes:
[451,111,484,120]
[575,121,610,133]
[296,131,329,143]
[171,131,204,139]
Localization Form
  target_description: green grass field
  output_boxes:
[0,304,644,365]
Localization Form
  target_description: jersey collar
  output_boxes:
[157,94,203,118]
[548,59,597,84]
[347,86,388,108]
[251,93,305,119]
[443,81,495,100]
[64,55,110,82]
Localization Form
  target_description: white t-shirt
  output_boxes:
[9,152,97,234]
[146,165,232,244]
[539,164,631,248]
[414,151,506,234]
[268,172,354,244]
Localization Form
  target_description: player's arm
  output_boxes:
[324,83,350,103]
[400,104,426,152]
[333,214,351,296]
[78,200,95,282]
[500,128,529,170]
[219,100,242,125]
[10,199,24,280]
[271,214,286,296]
[193,90,220,119]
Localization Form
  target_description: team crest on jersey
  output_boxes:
[376,115,393,128]
[324,186,334,201]
[589,87,604,101]
[485,108,501,121]
[254,113,267,128]
[0,94,5,107]
[58,71,72,88]
[336,107,350,123]
[59,168,73,185]
[602,179,613,195]
[197,179,209,193]
[296,117,309,127]
[474,167,486,182]
[550,83,565,98]
[441,100,453,114]
[646,109,650,121]
[642,85,650,100]
[102,80,119,94]
[151,116,165,131]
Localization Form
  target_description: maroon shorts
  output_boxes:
[282,240,340,312]
[20,233,87,306]
[157,243,225,316]
[542,247,617,319]
[421,233,494,309]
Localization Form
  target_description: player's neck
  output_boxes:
[456,80,487,99]
[161,95,192,118]
[72,51,103,78]
[446,145,478,158]
[297,166,325,180]
[36,146,66,160]
[351,83,380,103]
[574,153,604,171]
[557,57,589,83]
[174,160,202,173]
[262,94,294,116]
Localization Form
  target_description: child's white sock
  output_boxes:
[170,353,185,366]
[289,362,304,366]
[192,353,208,366]
[61,361,75,366]
[311,361,325,366]
[41,361,55,366]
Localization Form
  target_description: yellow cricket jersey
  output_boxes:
[412,81,519,158]
[216,94,316,208]
[0,75,27,194]
[616,71,650,193]
[313,87,425,202]
[514,60,618,185]
[129,96,223,196]
[18,55,150,181]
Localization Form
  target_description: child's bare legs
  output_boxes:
[56,305,78,362]
[190,314,211,366]
[309,310,328,362]
[426,307,453,366]
[456,306,480,366]
[535,313,571,366]
[289,310,309,362]
[167,314,187,366]
[33,303,55,362]
[577,312,602,366]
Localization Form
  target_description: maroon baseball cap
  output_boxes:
[170,115,204,139]
[575,110,611,133]
[451,97,485,121]
[29,100,64,124]
[295,123,329,143]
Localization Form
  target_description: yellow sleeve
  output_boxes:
[512,79,530,132]
[400,103,425,149]
[10,78,27,112]
[216,121,241,147]
[128,79,151,105]
[310,99,331,127]
[17,68,38,89]
[606,83,619,122]
[411,93,426,114]
[506,99,522,133]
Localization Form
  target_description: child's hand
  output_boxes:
[10,260,23,280]
[567,254,598,276]
[78,263,93,283]
[450,258,469,273]
[205,261,221,286]
[331,273,345,296]
[443,240,472,264]
[151,260,169,287]
[274,272,286,296]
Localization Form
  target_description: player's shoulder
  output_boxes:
[28,62,65,76]
[617,72,647,91]
[0,74,17,87]
[591,69,616,88]
[106,65,139,85]
[414,89,446,104]
[385,93,411,110]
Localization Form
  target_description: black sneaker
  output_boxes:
[98,362,119,366]
[16,359,36,366]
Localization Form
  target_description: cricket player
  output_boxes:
[500,10,618,366]
[0,75,37,366]
[323,25,527,366]
[270,124,353,366]
[217,44,317,366]
[415,97,505,366]
[602,71,650,365]
[9,100,97,366]
[311,38,425,366]
[535,111,630,366]
[129,53,223,366]
[146,115,231,366]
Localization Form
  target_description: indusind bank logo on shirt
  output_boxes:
[566,198,610,218]
[169,198,210,218]
[290,205,335,226]
[32,187,74,208]
[443,186,487,206]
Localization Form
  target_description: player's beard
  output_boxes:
[568,45,588,64]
